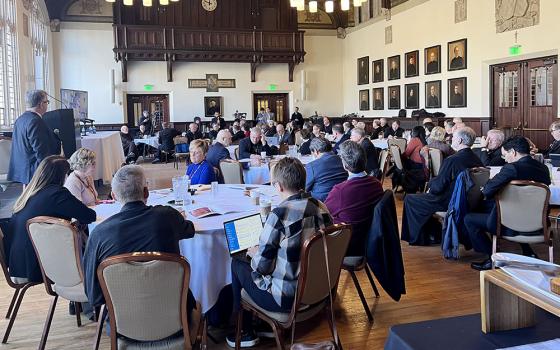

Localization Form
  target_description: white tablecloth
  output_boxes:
[90,184,279,313]
[489,166,560,205]
[134,137,159,149]
[241,155,314,185]
[372,139,388,149]
[81,132,125,183]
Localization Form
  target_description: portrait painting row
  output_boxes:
[359,38,467,85]
[358,77,467,110]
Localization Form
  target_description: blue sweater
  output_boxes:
[186,160,216,185]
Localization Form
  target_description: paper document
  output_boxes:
[189,205,241,218]
[497,338,560,349]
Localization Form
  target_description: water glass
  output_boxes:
[260,151,267,159]
[172,175,187,205]
[211,181,219,197]
[182,192,193,211]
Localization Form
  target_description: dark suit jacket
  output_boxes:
[305,152,348,201]
[290,113,304,127]
[83,201,195,307]
[232,130,246,142]
[277,132,293,145]
[333,133,350,154]
[8,111,58,184]
[427,95,439,107]
[545,140,560,158]
[361,138,380,174]
[323,124,333,134]
[299,140,311,155]
[238,137,272,159]
[5,184,96,282]
[207,142,231,168]
[185,130,203,144]
[159,128,181,151]
[473,147,506,167]
[384,127,404,138]
[211,117,226,129]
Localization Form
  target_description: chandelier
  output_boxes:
[105,0,180,6]
[291,0,367,13]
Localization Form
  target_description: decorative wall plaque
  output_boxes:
[385,25,392,45]
[455,0,467,23]
[188,74,236,92]
[496,0,539,33]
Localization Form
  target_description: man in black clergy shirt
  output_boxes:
[401,127,483,245]
[238,127,273,159]
[544,121,560,158]
[466,136,551,271]
[290,107,304,128]
[473,129,506,166]
[83,165,198,315]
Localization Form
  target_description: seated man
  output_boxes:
[227,157,333,347]
[152,122,180,164]
[83,165,198,318]
[474,129,506,166]
[370,119,382,139]
[298,128,312,155]
[276,123,293,145]
[379,118,390,134]
[119,125,138,164]
[231,125,245,142]
[466,136,551,271]
[332,124,349,154]
[401,127,483,245]
[207,129,232,168]
[349,127,380,176]
[185,122,203,144]
[208,123,221,140]
[238,127,273,159]
[324,140,384,256]
[305,137,348,201]
[211,111,226,130]
[545,121,560,158]
[384,120,404,138]
[444,120,455,143]
[322,117,333,134]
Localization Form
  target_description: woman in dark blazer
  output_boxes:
[6,155,96,283]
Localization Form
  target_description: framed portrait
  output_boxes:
[357,56,369,85]
[204,96,223,117]
[424,45,441,75]
[448,38,467,71]
[372,88,384,110]
[388,85,400,110]
[404,83,419,109]
[387,55,400,81]
[372,59,384,83]
[359,89,370,110]
[405,50,419,78]
[425,80,442,109]
[448,77,467,108]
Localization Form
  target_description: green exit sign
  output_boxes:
[144,84,154,91]
[268,84,278,91]
[509,45,522,56]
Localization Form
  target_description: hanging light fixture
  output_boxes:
[106,0,116,2]
[325,0,334,12]
[353,0,361,6]
[296,3,305,11]
[341,0,350,10]
[143,0,152,5]
[160,0,169,4]
[290,0,298,7]
[309,0,318,12]
[123,0,133,5]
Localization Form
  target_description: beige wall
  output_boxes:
[52,23,343,124]
[342,0,560,118]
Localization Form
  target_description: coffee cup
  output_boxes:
[250,190,260,206]
[260,200,272,219]
[260,151,267,159]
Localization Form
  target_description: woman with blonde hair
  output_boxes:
[425,126,455,158]
[65,148,98,206]
[186,139,216,185]
[6,155,96,282]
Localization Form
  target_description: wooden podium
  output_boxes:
[481,270,560,333]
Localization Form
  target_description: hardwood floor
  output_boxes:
[0,161,554,350]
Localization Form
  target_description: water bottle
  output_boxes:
[92,125,97,134]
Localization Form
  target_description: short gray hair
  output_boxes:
[310,137,331,153]
[250,127,262,135]
[454,127,476,147]
[351,127,366,138]
[26,90,47,108]
[343,122,351,131]
[487,129,505,144]
[339,141,366,173]
[111,165,146,204]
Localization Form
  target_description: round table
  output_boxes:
[80,131,125,183]
[90,184,279,313]
[134,136,159,149]
[241,155,315,185]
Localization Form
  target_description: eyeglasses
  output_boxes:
[42,100,50,105]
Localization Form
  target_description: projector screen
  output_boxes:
[60,89,88,120]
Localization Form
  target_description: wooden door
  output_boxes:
[126,94,169,130]
[253,93,289,124]
[492,62,523,139]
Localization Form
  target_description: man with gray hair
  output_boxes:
[83,165,197,313]
[401,126,483,245]
[350,127,380,176]
[305,137,347,201]
[207,129,233,168]
[238,127,273,159]
[8,90,59,184]
[474,129,506,166]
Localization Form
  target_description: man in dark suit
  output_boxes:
[231,125,245,142]
[332,124,349,154]
[211,112,226,130]
[322,117,333,134]
[466,136,551,270]
[185,122,203,143]
[120,125,139,164]
[83,165,197,316]
[426,51,439,74]
[8,90,59,184]
[401,127,483,245]
[427,85,439,108]
[238,127,273,159]
[152,122,180,164]
[544,121,560,158]
[373,90,383,110]
[473,129,506,166]
[389,59,399,80]
[450,46,464,69]
[384,120,405,138]
[208,123,220,140]
[406,87,417,109]
[450,84,463,106]
[350,127,379,176]
[207,129,232,168]
[305,137,347,201]
[290,107,304,129]
[276,124,292,145]
[406,55,417,76]
[138,110,153,135]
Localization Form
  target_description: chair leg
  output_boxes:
[491,235,498,269]
[38,295,58,350]
[549,243,554,264]
[93,305,107,350]
[5,288,20,319]
[349,271,373,322]
[364,265,380,298]
[325,304,343,349]
[200,315,208,350]
[235,309,243,350]
[2,283,33,344]
[270,322,285,350]
[75,302,82,327]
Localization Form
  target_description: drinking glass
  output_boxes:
[172,175,186,205]
[211,181,219,197]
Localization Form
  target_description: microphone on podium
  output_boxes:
[44,91,69,109]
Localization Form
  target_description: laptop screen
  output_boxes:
[223,214,263,255]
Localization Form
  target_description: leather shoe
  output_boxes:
[471,259,492,271]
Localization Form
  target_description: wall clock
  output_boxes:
[202,0,217,11]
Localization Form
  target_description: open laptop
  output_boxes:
[550,154,560,167]
[265,136,279,147]
[223,213,264,261]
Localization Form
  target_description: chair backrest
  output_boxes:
[0,139,11,175]
[98,252,191,349]
[294,131,303,146]
[234,147,240,160]
[428,148,443,177]
[220,160,244,184]
[466,167,490,210]
[296,224,351,307]
[389,145,403,170]
[26,217,84,296]
[496,181,550,237]
[378,149,390,184]
[278,143,289,155]
[173,136,189,145]
[388,137,407,153]
[0,226,18,288]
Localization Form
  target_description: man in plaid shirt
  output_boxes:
[227,157,333,348]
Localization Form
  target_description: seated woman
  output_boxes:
[65,148,98,206]
[425,126,455,158]
[400,126,429,192]
[298,128,312,155]
[5,155,96,283]
[186,139,216,185]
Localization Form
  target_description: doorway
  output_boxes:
[491,56,558,150]
[253,93,289,124]
[126,94,170,130]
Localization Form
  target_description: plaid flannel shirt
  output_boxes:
[250,192,333,308]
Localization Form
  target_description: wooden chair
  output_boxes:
[0,228,40,344]
[220,160,244,184]
[278,143,289,155]
[173,136,190,169]
[388,137,407,153]
[378,149,390,185]
[235,224,351,350]
[96,252,204,350]
[428,148,443,178]
[26,217,91,350]
[294,131,303,147]
[234,147,240,160]
[492,181,553,266]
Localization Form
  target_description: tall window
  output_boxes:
[0,0,20,127]
[30,0,49,91]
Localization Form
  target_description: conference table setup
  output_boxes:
[239,154,314,185]
[133,136,159,149]
[80,131,125,183]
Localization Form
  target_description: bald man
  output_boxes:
[207,129,233,168]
